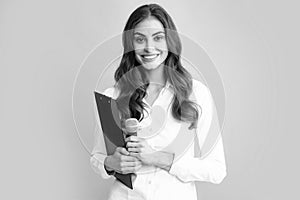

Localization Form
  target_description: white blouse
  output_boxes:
[90,79,227,200]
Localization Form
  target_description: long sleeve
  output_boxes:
[90,122,113,179]
[168,82,227,184]
[90,87,117,179]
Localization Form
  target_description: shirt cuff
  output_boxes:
[90,153,113,179]
[168,156,227,184]
[168,158,188,181]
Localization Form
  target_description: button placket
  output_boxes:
[147,168,159,200]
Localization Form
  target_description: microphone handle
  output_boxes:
[125,132,137,151]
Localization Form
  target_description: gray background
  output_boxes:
[0,0,298,199]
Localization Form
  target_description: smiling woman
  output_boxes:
[133,17,168,71]
[90,3,227,200]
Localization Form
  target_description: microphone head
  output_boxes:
[125,118,140,135]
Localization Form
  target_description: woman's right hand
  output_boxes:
[104,147,142,174]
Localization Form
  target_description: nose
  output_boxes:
[144,39,155,53]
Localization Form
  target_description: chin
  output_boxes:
[141,63,161,70]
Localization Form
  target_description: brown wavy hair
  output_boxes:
[114,4,201,129]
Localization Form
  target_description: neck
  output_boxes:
[144,64,166,88]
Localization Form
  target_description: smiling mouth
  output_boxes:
[141,54,160,62]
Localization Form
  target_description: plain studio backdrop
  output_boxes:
[0,0,299,199]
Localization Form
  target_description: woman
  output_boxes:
[90,4,227,200]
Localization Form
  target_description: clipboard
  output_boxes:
[94,91,133,189]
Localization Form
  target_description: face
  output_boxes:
[133,16,168,71]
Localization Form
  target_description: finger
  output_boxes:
[120,160,141,167]
[119,166,137,174]
[125,136,140,142]
[121,164,142,174]
[120,155,139,162]
[117,147,130,155]
[129,152,140,158]
[117,168,131,174]
[115,147,123,153]
[126,141,143,148]
[127,147,141,153]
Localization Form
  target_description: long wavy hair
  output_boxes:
[114,4,201,129]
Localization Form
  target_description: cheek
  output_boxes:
[134,51,143,64]
[158,42,168,58]
[160,51,168,62]
[134,48,144,63]
[158,41,168,61]
[133,42,144,51]
[156,42,168,51]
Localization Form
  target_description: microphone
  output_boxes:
[124,118,140,137]
[124,118,140,178]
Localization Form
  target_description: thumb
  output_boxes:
[119,147,130,155]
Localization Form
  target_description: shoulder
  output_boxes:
[101,85,120,100]
[191,79,214,108]
[191,79,211,97]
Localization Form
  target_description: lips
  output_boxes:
[141,53,160,62]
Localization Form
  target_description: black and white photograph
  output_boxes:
[0,1,298,200]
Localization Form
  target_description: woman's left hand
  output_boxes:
[125,136,157,166]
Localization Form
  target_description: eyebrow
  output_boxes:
[134,31,165,37]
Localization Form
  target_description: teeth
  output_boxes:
[143,54,158,59]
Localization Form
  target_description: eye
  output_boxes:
[134,37,145,44]
[154,35,165,41]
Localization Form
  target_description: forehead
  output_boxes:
[134,16,165,35]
